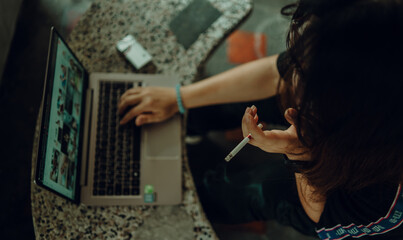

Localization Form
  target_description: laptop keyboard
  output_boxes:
[93,81,141,196]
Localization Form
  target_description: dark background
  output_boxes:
[0,0,54,238]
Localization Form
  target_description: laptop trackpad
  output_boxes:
[142,115,181,159]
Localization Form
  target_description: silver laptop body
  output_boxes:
[81,73,182,205]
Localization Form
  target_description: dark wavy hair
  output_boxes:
[280,0,403,196]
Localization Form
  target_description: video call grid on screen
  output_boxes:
[41,36,85,200]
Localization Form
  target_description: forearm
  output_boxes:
[181,54,280,109]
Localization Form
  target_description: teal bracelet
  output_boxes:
[176,84,186,114]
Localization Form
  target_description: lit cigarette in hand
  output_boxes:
[224,123,263,162]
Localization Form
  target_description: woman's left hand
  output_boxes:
[241,105,310,160]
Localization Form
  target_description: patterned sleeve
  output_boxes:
[316,183,403,240]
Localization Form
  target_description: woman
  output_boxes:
[118,0,403,239]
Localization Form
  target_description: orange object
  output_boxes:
[227,30,267,64]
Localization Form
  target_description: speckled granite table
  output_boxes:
[31,0,252,239]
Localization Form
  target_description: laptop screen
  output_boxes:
[35,28,88,202]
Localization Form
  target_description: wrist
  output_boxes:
[285,148,311,161]
[283,154,313,173]
[285,153,310,161]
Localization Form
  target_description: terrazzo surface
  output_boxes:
[30,0,252,239]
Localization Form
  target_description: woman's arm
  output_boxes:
[181,54,280,108]
[242,105,325,223]
[118,54,281,125]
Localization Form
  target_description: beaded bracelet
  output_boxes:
[175,83,186,114]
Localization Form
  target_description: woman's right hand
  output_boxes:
[118,86,178,126]
[242,105,310,160]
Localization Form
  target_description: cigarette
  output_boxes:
[225,123,263,162]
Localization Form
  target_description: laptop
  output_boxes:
[34,27,182,205]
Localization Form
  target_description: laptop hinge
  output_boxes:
[80,88,94,186]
